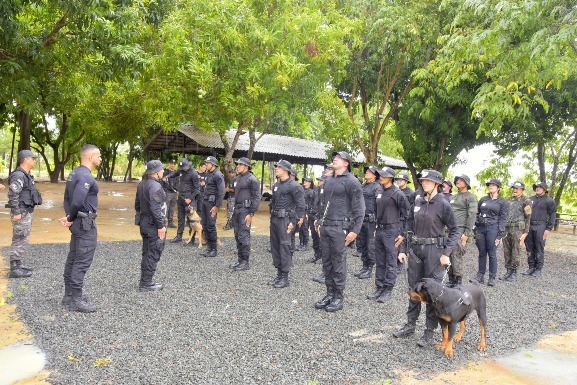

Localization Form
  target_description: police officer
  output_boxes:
[501,181,532,282]
[200,156,225,257]
[367,167,408,302]
[394,170,459,346]
[269,160,306,288]
[162,159,178,228]
[523,182,556,277]
[307,176,323,264]
[289,168,302,257]
[224,169,237,230]
[395,173,415,207]
[135,160,167,291]
[297,177,315,252]
[354,166,382,280]
[314,152,365,312]
[197,163,207,218]
[474,179,508,287]
[167,159,200,243]
[448,174,478,287]
[442,179,454,202]
[6,150,41,278]
[231,158,261,271]
[59,144,101,313]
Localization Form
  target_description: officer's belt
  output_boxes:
[530,220,546,225]
[364,213,376,223]
[271,209,293,218]
[321,219,343,226]
[411,236,439,245]
[506,221,525,228]
[77,211,97,219]
[376,222,399,229]
[235,203,247,208]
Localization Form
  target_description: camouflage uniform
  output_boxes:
[449,191,478,280]
[503,195,531,271]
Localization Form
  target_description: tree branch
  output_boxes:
[42,9,72,47]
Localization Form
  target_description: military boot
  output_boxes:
[393,323,416,338]
[9,261,32,278]
[521,267,535,276]
[376,286,393,303]
[366,287,385,300]
[500,269,512,281]
[15,260,33,272]
[454,276,463,288]
[273,272,290,288]
[325,290,344,312]
[68,290,96,313]
[233,260,250,271]
[314,288,334,309]
[357,266,373,280]
[504,269,517,282]
[487,275,496,287]
[312,273,326,284]
[470,272,484,284]
[205,246,217,258]
[531,269,542,278]
[139,282,164,292]
[269,268,282,285]
[306,254,321,263]
[168,222,177,229]
[354,266,368,278]
[416,329,435,347]
[61,285,73,306]
[447,274,457,287]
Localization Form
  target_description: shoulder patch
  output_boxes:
[84,182,91,190]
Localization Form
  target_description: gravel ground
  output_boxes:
[6,236,577,384]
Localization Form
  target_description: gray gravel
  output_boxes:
[6,236,577,384]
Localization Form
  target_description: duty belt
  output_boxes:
[235,203,246,208]
[530,220,546,225]
[376,222,399,229]
[506,221,525,227]
[271,209,293,218]
[78,211,97,219]
[411,236,439,245]
[321,219,343,226]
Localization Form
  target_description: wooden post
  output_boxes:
[261,152,265,193]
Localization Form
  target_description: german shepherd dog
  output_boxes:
[184,206,204,248]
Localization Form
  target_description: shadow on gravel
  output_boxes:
[5,236,577,384]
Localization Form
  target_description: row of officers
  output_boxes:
[6,148,556,347]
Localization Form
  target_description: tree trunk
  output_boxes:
[220,121,247,179]
[537,142,546,183]
[17,111,31,152]
[553,131,577,206]
[124,142,135,182]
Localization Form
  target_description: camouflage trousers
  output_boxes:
[9,211,33,262]
[226,197,235,224]
[449,241,467,278]
[503,227,523,269]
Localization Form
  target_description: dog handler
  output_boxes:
[394,170,459,347]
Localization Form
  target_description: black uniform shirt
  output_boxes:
[318,170,365,234]
[401,192,460,255]
[165,168,200,202]
[7,166,39,215]
[162,167,178,193]
[362,181,383,215]
[204,169,226,208]
[400,186,415,207]
[228,176,236,197]
[198,172,206,197]
[64,165,99,221]
[135,178,167,229]
[529,194,556,231]
[234,171,261,215]
[375,184,408,228]
[310,186,320,216]
[442,192,453,202]
[271,177,306,221]
[303,187,315,213]
[477,195,508,238]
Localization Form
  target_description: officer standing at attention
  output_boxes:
[269,160,306,288]
[395,173,415,207]
[474,179,508,286]
[288,168,302,257]
[197,163,207,219]
[162,159,178,228]
[441,179,454,202]
[354,166,382,280]
[367,167,408,302]
[230,158,261,271]
[314,152,365,312]
[501,181,532,282]
[168,159,200,243]
[306,176,323,264]
[297,177,315,252]
[200,156,225,257]
[523,182,556,277]
[135,160,167,291]
[6,150,41,279]
[223,169,237,230]
[394,170,459,346]
[59,144,101,313]
[447,174,478,287]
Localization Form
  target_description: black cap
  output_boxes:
[419,170,444,185]
[443,179,453,188]
[274,159,292,172]
[533,181,548,192]
[316,176,326,181]
[17,150,39,163]
[364,165,379,176]
[204,156,218,166]
[331,151,353,164]
[235,157,252,168]
[178,158,191,170]
[325,163,334,169]
[169,159,177,164]
[453,174,471,189]
[510,181,525,189]
[378,167,395,179]
[485,179,502,188]
[395,173,411,183]
[145,160,165,174]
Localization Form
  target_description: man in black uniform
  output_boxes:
[135,160,167,291]
[231,157,261,271]
[307,176,323,264]
[289,168,302,257]
[297,177,315,252]
[367,167,408,302]
[354,166,382,280]
[200,156,226,257]
[162,159,178,228]
[523,182,556,277]
[6,150,41,278]
[168,159,200,243]
[269,160,306,288]
[394,169,459,346]
[59,144,101,313]
[314,152,365,312]
[395,173,415,207]
[224,169,237,230]
[197,163,207,219]
[442,179,453,202]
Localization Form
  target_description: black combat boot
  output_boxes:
[312,273,325,284]
[295,244,306,252]
[393,323,416,338]
[205,245,217,258]
[500,269,512,281]
[357,266,373,280]
[531,269,542,277]
[354,266,368,278]
[61,284,73,306]
[168,222,177,229]
[9,261,32,278]
[366,287,385,300]
[233,260,250,271]
[504,269,517,282]
[454,276,463,288]
[15,260,33,272]
[521,267,535,276]
[314,288,334,309]
[447,274,457,287]
[69,290,96,313]
[139,282,164,292]
[306,254,320,263]
[376,286,393,303]
[269,268,282,285]
[416,329,435,347]
[470,272,484,284]
[325,290,344,312]
[273,272,290,288]
[487,275,496,287]
[170,235,183,243]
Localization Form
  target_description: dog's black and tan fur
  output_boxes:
[410,278,487,357]
[184,207,204,248]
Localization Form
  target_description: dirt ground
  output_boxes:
[1,181,576,385]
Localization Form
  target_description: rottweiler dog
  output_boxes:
[410,278,487,357]
[184,206,204,248]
